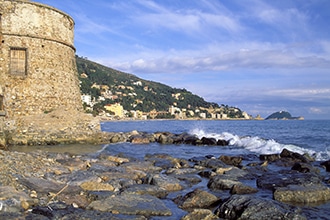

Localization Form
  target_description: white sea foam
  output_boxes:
[189,128,328,160]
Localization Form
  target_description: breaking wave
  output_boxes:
[189,128,330,161]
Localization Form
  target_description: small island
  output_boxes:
[265,111,304,120]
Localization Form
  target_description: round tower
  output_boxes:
[0,0,82,118]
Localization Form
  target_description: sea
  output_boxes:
[100,119,330,162]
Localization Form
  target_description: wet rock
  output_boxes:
[183,135,200,145]
[30,202,145,220]
[274,184,330,204]
[217,139,229,146]
[145,174,183,191]
[259,153,281,162]
[106,155,130,164]
[280,148,311,163]
[80,181,114,191]
[320,160,330,172]
[291,162,319,173]
[129,135,152,144]
[0,186,34,212]
[56,193,90,208]
[207,176,242,190]
[122,184,168,199]
[145,153,182,169]
[121,161,162,174]
[174,189,220,209]
[87,194,172,216]
[199,158,227,169]
[198,170,216,178]
[166,168,199,175]
[56,170,101,186]
[215,195,306,219]
[256,170,322,190]
[201,137,217,145]
[219,155,242,167]
[18,176,81,194]
[174,174,202,187]
[219,166,252,180]
[181,209,219,220]
[56,157,88,172]
[230,184,258,195]
[157,133,174,144]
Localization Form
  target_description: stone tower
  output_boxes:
[0,0,82,118]
[0,0,100,146]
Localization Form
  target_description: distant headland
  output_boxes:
[265,111,304,120]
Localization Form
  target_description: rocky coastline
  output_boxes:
[1,130,330,219]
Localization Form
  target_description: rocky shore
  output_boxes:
[1,130,330,219]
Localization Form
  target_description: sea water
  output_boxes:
[101,119,330,161]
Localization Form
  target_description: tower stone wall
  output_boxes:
[0,0,82,118]
[0,0,101,147]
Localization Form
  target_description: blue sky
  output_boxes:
[36,0,330,119]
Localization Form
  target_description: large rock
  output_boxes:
[181,209,219,220]
[87,194,172,216]
[215,195,306,219]
[208,176,242,190]
[320,160,330,172]
[257,170,322,190]
[200,137,217,145]
[122,184,168,198]
[274,184,330,204]
[174,189,219,209]
[18,176,81,194]
[145,174,183,191]
[0,186,34,212]
[230,184,258,195]
[219,155,242,167]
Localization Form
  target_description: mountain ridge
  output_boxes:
[76,56,250,119]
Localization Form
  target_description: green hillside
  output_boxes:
[76,56,246,119]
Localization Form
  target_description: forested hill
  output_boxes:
[76,56,247,119]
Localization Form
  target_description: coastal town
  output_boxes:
[80,80,256,121]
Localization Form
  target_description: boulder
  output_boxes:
[257,170,322,190]
[280,148,311,163]
[183,135,200,145]
[145,174,183,191]
[0,186,34,212]
[181,209,219,220]
[215,195,306,219]
[157,133,174,144]
[230,184,258,195]
[174,189,219,209]
[291,162,319,173]
[80,182,114,191]
[219,155,242,167]
[18,176,81,194]
[320,160,330,172]
[274,184,330,204]
[122,184,168,198]
[198,158,227,169]
[87,194,172,216]
[129,134,155,144]
[259,153,281,162]
[201,137,217,145]
[207,176,242,191]
[217,139,229,146]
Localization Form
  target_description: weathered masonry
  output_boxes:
[0,0,100,147]
[0,0,82,118]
